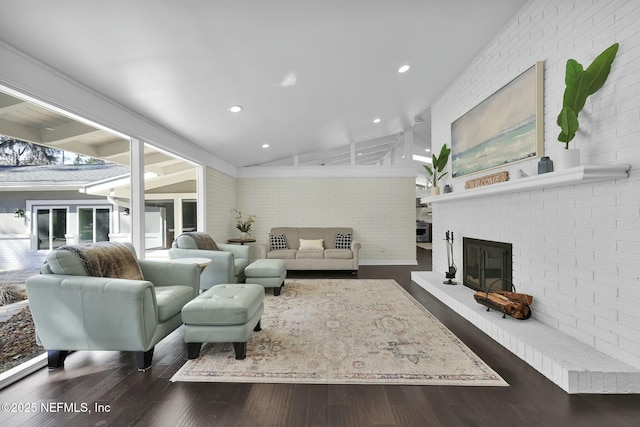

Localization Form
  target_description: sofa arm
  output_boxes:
[25,274,158,352]
[256,242,268,259]
[351,241,361,269]
[138,259,200,294]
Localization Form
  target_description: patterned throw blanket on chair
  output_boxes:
[180,232,219,250]
[59,242,144,280]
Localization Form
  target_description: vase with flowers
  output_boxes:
[232,209,256,241]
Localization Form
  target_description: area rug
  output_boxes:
[171,279,507,386]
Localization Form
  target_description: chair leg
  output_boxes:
[135,348,154,372]
[233,342,247,360]
[47,350,69,369]
[254,320,262,332]
[187,342,202,359]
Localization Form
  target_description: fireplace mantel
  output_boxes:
[421,164,630,204]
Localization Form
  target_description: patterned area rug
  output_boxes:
[171,279,508,386]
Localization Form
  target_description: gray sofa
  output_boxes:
[25,242,200,371]
[263,227,360,272]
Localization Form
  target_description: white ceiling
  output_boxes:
[0,0,527,168]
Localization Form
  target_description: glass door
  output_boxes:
[36,208,67,250]
[78,207,111,243]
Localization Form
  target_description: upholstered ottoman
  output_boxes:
[245,259,287,296]
[181,284,264,360]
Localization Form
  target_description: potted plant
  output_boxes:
[232,209,255,240]
[557,42,619,169]
[423,144,451,196]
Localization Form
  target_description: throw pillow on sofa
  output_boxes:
[335,232,352,249]
[269,234,288,250]
[299,239,323,250]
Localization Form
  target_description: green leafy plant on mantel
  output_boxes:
[557,42,619,147]
[423,144,451,188]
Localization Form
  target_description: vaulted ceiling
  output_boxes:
[0,0,527,169]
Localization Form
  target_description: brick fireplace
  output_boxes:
[412,166,639,393]
[462,237,512,292]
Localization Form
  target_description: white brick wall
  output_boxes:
[431,0,640,369]
[236,177,416,263]
[0,235,43,269]
[205,167,237,243]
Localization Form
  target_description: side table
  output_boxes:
[227,238,256,245]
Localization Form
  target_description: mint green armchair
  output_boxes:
[169,233,249,291]
[25,243,200,371]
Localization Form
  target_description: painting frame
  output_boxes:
[451,61,544,178]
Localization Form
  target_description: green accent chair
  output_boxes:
[169,233,250,291]
[25,243,200,372]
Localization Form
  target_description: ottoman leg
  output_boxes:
[233,342,247,360]
[187,342,202,359]
[273,281,284,296]
[254,320,262,332]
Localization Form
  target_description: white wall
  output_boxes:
[431,0,640,369]
[236,176,417,264]
[205,167,237,243]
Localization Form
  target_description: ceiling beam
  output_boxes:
[142,169,197,191]
[0,117,43,143]
[39,121,102,145]
[0,94,26,115]
[96,140,130,158]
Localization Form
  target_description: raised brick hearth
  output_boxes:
[412,271,640,394]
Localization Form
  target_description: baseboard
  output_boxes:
[359,260,417,266]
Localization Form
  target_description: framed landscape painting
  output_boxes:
[451,61,544,178]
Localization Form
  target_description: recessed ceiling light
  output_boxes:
[261,143,270,149]
[373,118,381,124]
[425,148,431,152]
[228,105,243,113]
[398,64,410,73]
[357,152,363,156]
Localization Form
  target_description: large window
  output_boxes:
[78,207,111,243]
[36,208,67,250]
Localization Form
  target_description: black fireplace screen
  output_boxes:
[463,237,512,292]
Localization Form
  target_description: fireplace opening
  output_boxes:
[463,237,512,292]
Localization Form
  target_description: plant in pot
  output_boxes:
[232,208,256,241]
[557,42,619,169]
[423,144,451,196]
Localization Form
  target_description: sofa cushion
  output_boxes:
[322,228,354,249]
[176,232,219,251]
[269,234,288,250]
[335,232,352,249]
[296,250,324,259]
[154,285,196,322]
[299,239,323,250]
[325,249,354,259]
[267,249,297,259]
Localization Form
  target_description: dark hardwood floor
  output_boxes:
[1,248,639,426]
